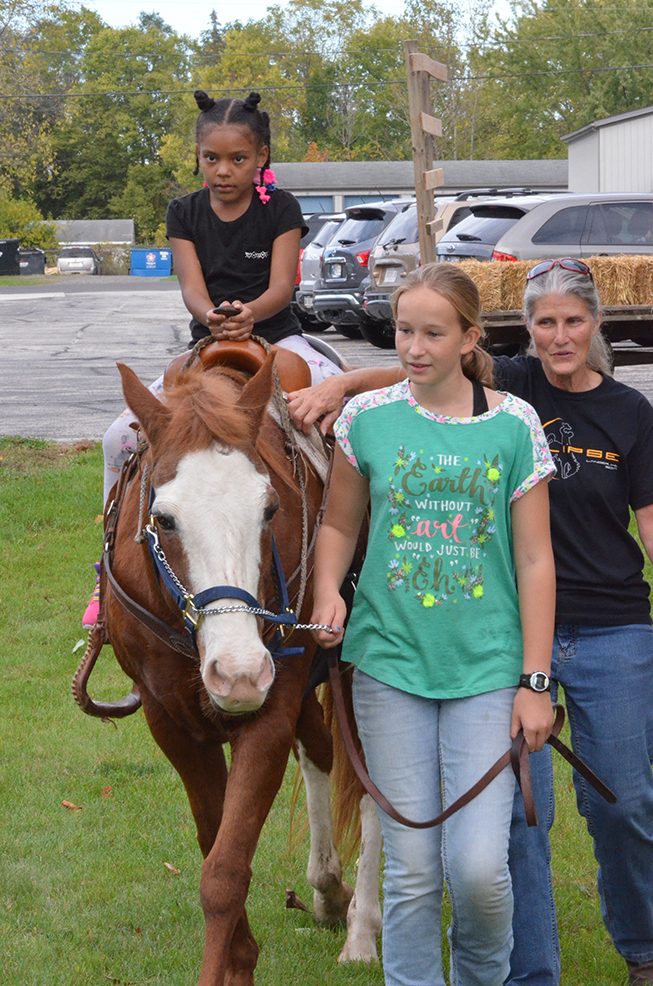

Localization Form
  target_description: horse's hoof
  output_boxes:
[338,938,380,965]
[312,881,354,925]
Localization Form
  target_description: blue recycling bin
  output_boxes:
[130,247,172,277]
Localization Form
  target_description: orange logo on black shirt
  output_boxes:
[543,418,619,480]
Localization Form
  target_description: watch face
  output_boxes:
[531,672,549,691]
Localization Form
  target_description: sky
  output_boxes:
[75,0,515,40]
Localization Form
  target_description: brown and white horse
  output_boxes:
[75,348,381,985]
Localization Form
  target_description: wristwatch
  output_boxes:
[518,671,551,693]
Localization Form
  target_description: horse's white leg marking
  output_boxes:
[297,741,353,925]
[338,793,383,964]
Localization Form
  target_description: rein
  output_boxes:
[325,649,617,829]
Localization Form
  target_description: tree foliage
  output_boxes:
[4,0,653,241]
[477,0,653,157]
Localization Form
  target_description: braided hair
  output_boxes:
[193,90,271,178]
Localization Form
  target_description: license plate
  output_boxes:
[330,263,343,278]
[382,267,399,284]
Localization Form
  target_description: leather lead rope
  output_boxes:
[326,650,616,829]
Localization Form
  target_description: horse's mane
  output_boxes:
[164,367,255,452]
[162,366,297,489]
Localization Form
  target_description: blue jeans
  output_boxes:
[353,670,516,986]
[507,624,653,985]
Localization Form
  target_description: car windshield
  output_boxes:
[312,220,343,249]
[378,207,419,247]
[60,247,94,257]
[439,214,525,247]
[332,216,386,246]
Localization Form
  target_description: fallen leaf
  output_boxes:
[62,800,83,811]
[101,786,112,798]
[72,638,86,653]
[163,862,181,875]
[95,514,104,524]
[285,889,309,911]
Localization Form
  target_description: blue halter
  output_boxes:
[145,520,305,659]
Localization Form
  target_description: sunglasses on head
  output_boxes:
[526,258,594,282]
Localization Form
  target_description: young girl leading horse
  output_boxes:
[311,263,556,986]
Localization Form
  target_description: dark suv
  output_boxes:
[312,200,408,337]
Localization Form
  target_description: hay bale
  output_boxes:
[455,255,653,312]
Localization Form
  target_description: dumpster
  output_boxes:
[0,238,20,276]
[130,247,172,277]
[19,248,46,275]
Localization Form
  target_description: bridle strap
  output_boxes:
[104,546,199,659]
[326,650,616,829]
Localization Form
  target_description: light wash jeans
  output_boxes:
[353,669,517,986]
[507,623,653,985]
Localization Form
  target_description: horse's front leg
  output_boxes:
[295,692,353,925]
[198,713,296,986]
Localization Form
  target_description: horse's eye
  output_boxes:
[155,513,176,532]
[263,499,279,524]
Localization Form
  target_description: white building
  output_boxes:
[563,106,653,194]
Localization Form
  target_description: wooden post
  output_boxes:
[404,40,448,266]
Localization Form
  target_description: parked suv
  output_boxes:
[295,214,345,330]
[491,193,653,261]
[291,213,343,330]
[437,195,558,263]
[312,200,408,337]
[57,245,101,274]
[363,189,547,348]
[363,196,482,348]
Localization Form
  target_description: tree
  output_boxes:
[0,0,70,196]
[32,14,193,222]
[0,192,58,248]
[476,0,653,158]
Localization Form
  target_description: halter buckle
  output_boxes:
[183,596,202,628]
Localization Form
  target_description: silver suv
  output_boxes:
[363,190,548,348]
[295,214,345,328]
[363,196,479,348]
[57,245,101,274]
[491,193,653,261]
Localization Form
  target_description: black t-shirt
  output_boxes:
[494,355,653,625]
[166,186,308,345]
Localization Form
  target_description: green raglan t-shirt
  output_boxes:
[334,380,556,700]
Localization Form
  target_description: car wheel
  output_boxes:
[359,320,396,350]
[296,310,326,332]
[334,324,363,340]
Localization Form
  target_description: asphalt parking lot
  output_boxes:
[1,275,651,442]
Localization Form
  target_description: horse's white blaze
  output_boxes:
[153,447,275,713]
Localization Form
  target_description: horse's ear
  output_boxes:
[235,352,275,434]
[117,363,172,448]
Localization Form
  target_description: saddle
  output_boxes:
[163,338,312,392]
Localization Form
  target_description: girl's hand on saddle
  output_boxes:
[511,688,555,753]
[206,301,254,341]
[309,594,346,648]
[287,375,348,435]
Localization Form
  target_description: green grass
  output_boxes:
[0,438,633,985]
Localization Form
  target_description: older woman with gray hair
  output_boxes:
[287,258,653,986]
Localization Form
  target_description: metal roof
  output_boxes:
[55,219,135,245]
[274,159,568,193]
[562,105,653,144]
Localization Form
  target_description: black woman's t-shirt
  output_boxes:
[166,186,307,345]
